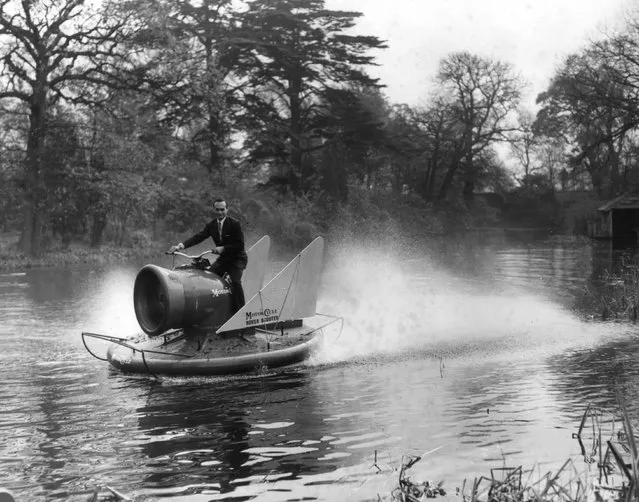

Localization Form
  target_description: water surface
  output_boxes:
[1,232,638,501]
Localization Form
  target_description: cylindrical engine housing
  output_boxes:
[133,264,233,336]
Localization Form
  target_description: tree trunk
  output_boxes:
[423,147,441,201]
[20,91,48,257]
[463,179,475,206]
[90,211,108,247]
[463,158,476,206]
[20,197,35,255]
[437,140,468,203]
[288,74,303,193]
[608,138,623,197]
[205,38,222,174]
[437,163,459,203]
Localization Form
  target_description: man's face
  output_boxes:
[214,202,228,220]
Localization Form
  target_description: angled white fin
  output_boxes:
[217,236,325,333]
[242,235,270,301]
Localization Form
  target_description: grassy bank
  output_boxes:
[576,258,639,322]
[0,232,165,271]
[385,402,637,502]
[0,188,598,273]
[0,191,445,271]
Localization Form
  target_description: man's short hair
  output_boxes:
[213,198,227,207]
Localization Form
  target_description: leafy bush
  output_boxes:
[160,189,211,234]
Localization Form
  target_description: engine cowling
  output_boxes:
[133,264,233,336]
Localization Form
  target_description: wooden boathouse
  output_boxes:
[588,191,639,240]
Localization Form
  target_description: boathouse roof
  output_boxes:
[598,191,639,212]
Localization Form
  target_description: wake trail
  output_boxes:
[312,242,620,365]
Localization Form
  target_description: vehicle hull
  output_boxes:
[104,324,322,376]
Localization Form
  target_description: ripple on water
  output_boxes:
[2,241,639,501]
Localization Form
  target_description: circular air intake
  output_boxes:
[133,265,185,336]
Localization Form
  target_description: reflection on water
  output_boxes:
[548,336,639,414]
[2,233,639,501]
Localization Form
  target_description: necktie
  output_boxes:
[218,220,223,243]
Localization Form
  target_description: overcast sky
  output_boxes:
[325,0,631,110]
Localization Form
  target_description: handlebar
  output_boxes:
[165,250,215,260]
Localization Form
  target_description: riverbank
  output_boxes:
[391,402,636,502]
[1,186,588,273]
[0,233,163,271]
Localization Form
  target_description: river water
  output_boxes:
[2,231,639,501]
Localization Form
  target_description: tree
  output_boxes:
[75,91,190,247]
[535,21,639,197]
[0,106,23,232]
[381,103,426,196]
[536,54,625,197]
[120,0,240,175]
[0,0,131,255]
[318,85,391,197]
[536,138,569,192]
[434,51,523,204]
[509,110,540,186]
[41,108,86,245]
[414,98,459,202]
[233,0,387,192]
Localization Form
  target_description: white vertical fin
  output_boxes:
[217,236,325,333]
[242,235,270,301]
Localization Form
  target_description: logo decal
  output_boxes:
[245,308,279,326]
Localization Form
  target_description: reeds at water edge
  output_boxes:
[389,399,639,502]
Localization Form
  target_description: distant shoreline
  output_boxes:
[0,233,164,272]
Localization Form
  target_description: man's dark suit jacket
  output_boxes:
[182,216,248,269]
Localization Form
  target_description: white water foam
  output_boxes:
[83,269,140,336]
[311,242,620,366]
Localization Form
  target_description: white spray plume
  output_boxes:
[312,240,614,366]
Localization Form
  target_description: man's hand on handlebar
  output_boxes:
[167,243,185,254]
